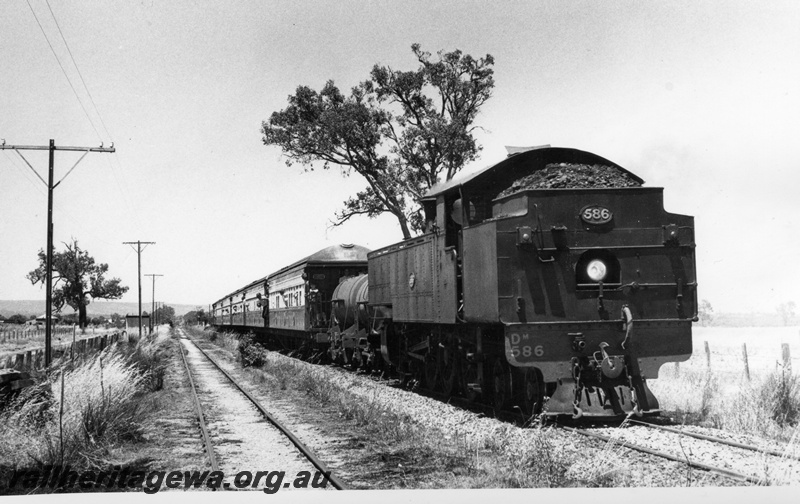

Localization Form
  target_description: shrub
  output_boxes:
[238,333,266,368]
[759,369,800,427]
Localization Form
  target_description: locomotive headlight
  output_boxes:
[586,260,607,282]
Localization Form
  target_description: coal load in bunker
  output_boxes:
[211,145,696,419]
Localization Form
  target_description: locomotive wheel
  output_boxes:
[460,363,480,402]
[522,368,544,416]
[491,359,512,411]
[424,353,438,389]
[437,348,457,396]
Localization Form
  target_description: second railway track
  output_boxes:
[176,328,346,491]
[560,419,800,485]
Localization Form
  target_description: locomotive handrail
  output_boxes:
[575,281,697,289]
[533,244,695,252]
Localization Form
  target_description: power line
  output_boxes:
[43,0,114,142]
[24,0,103,142]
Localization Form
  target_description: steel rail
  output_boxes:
[179,330,347,490]
[178,336,221,473]
[630,419,800,462]
[559,425,762,485]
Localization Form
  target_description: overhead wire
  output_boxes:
[44,0,145,235]
[24,0,103,143]
[26,0,146,236]
[43,0,114,142]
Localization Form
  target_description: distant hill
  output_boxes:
[0,300,203,318]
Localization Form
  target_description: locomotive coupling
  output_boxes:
[597,342,625,379]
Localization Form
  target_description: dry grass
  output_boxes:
[652,364,800,442]
[0,337,170,493]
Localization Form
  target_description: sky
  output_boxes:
[1,0,799,314]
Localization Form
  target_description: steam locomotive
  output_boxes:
[211,146,696,418]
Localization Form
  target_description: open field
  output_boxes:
[649,326,800,442]
[679,326,798,381]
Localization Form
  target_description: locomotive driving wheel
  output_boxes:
[491,358,512,411]
[460,363,480,402]
[424,352,438,389]
[437,347,457,395]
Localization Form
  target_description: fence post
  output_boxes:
[704,341,711,371]
[742,343,750,381]
[782,343,792,374]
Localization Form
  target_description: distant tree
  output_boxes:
[184,308,210,326]
[6,314,28,325]
[61,313,79,326]
[262,44,495,239]
[777,301,797,326]
[153,305,175,326]
[110,312,125,329]
[27,239,129,329]
[698,299,714,326]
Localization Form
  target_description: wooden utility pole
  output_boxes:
[145,274,163,334]
[1,139,114,367]
[123,241,155,340]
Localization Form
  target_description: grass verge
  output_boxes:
[0,335,171,494]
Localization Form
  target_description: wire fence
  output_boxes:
[666,327,800,381]
[0,331,125,372]
[0,325,119,344]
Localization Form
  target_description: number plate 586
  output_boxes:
[580,205,613,225]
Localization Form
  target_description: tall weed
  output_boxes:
[0,339,166,487]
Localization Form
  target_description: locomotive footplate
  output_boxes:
[544,377,660,418]
[503,319,691,418]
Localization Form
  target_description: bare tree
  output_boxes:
[777,301,796,326]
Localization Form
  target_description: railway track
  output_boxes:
[176,328,347,491]
[559,419,800,485]
[331,364,799,485]
[196,328,800,486]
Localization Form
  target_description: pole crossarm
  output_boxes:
[0,143,115,153]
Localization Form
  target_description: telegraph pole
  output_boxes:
[1,139,114,367]
[123,241,155,340]
[145,274,163,334]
